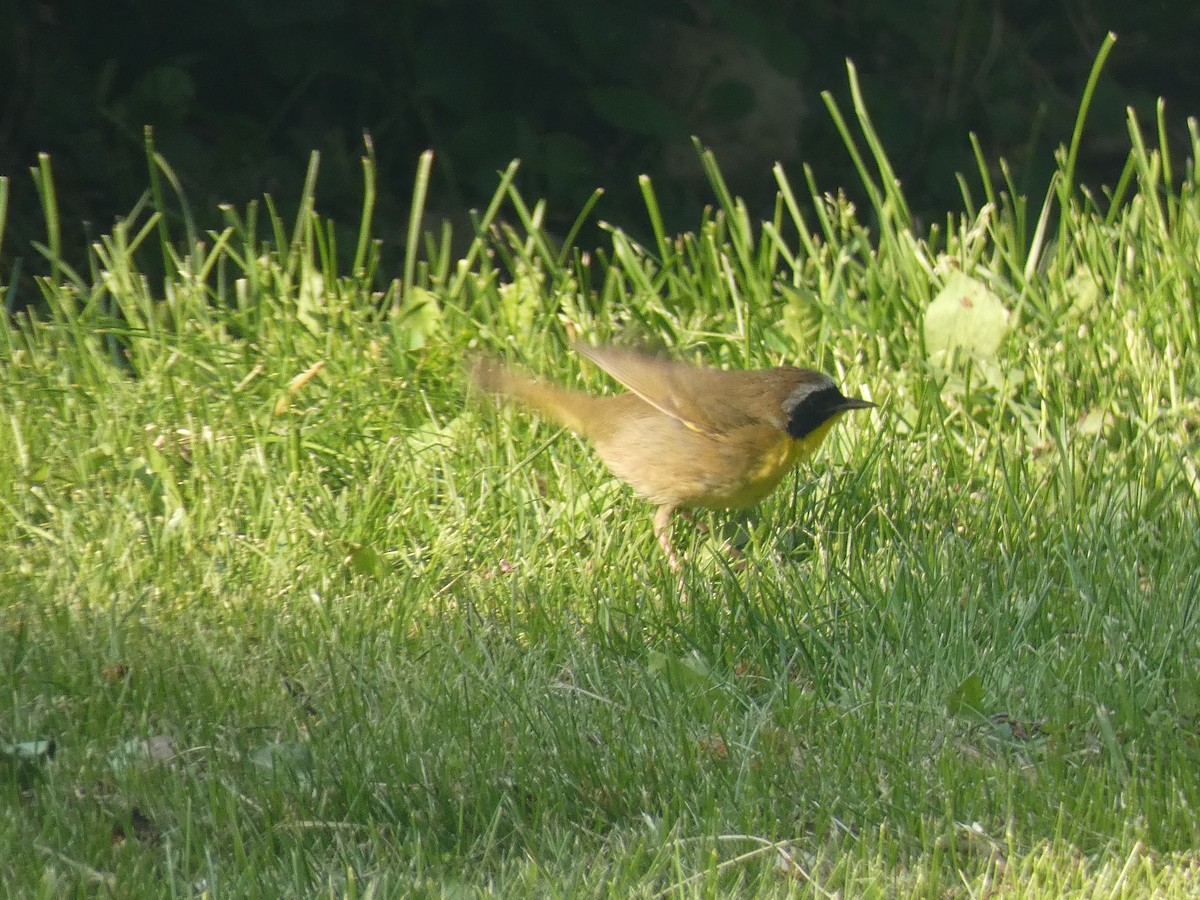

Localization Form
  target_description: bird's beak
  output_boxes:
[838,397,876,411]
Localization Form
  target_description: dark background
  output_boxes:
[2,0,1198,276]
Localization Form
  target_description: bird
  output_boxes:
[470,341,874,569]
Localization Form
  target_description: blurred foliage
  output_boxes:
[1,0,1198,281]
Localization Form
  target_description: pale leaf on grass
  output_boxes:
[392,286,443,350]
[109,736,178,772]
[1,739,55,788]
[544,479,622,532]
[945,672,985,718]
[924,271,1010,360]
[1074,407,1114,437]
[249,741,314,777]
[344,541,387,579]
[404,414,472,460]
[2,739,55,761]
[647,649,721,692]
[646,650,738,719]
[1059,268,1102,320]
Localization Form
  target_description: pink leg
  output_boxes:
[653,505,681,572]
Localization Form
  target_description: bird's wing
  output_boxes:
[573,342,758,438]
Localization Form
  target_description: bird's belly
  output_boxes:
[595,420,808,510]
[686,434,803,508]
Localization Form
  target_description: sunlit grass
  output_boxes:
[3,48,1200,896]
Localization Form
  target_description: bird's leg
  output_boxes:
[653,504,691,601]
[653,504,681,572]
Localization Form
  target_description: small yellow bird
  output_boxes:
[471,342,874,567]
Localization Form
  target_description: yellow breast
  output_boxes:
[718,415,843,508]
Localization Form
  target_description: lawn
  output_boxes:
[3,59,1200,897]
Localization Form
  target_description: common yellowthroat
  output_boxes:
[471,342,874,568]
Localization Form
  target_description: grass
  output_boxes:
[3,55,1200,896]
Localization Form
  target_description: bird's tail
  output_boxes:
[468,357,603,437]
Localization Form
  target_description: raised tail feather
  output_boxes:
[469,357,601,437]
